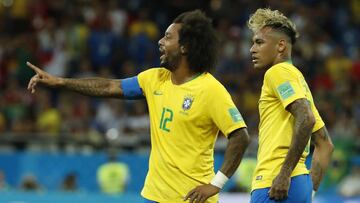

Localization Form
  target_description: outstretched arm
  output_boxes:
[269,98,315,200]
[310,126,334,191]
[27,62,124,98]
[184,128,250,203]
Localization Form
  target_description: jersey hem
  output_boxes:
[251,171,309,192]
[312,122,325,133]
[141,191,167,203]
[224,124,247,137]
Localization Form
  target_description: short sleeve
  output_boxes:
[311,104,325,133]
[265,66,306,109]
[121,76,144,99]
[137,68,170,98]
[208,83,247,137]
[137,69,152,97]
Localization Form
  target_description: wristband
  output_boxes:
[210,171,229,189]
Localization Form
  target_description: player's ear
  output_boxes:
[278,39,286,53]
[180,45,187,55]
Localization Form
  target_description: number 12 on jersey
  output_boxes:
[159,107,173,132]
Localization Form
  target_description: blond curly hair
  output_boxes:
[248,8,299,44]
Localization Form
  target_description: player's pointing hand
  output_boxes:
[26,62,62,93]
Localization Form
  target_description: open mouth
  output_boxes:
[252,56,259,63]
[159,48,165,59]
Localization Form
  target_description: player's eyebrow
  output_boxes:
[252,37,264,43]
[165,32,171,37]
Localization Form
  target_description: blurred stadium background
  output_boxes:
[0,0,359,202]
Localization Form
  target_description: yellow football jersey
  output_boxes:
[137,68,247,202]
[252,62,324,191]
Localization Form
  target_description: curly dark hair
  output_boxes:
[173,10,219,73]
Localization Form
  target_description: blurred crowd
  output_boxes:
[0,0,360,194]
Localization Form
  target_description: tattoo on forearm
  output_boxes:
[310,127,333,191]
[63,78,120,97]
[221,129,250,177]
[282,99,314,174]
[311,126,330,144]
[311,161,323,190]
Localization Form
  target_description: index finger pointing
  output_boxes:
[26,62,42,73]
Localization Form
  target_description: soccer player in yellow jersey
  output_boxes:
[247,8,334,203]
[26,10,250,203]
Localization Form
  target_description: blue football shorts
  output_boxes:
[250,174,313,203]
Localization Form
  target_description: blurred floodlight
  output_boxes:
[2,0,13,7]
[106,128,119,140]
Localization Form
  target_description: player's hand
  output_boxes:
[184,184,220,203]
[269,173,291,200]
[26,62,62,93]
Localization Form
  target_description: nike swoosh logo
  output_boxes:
[153,90,163,95]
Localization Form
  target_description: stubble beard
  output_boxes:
[161,53,181,72]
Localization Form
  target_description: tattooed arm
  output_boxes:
[184,128,250,203]
[281,98,316,176]
[310,126,334,191]
[220,128,251,177]
[269,98,315,200]
[27,62,124,98]
[60,78,123,98]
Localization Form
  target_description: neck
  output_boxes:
[273,53,292,66]
[171,59,198,85]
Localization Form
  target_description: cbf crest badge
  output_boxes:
[182,95,194,111]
